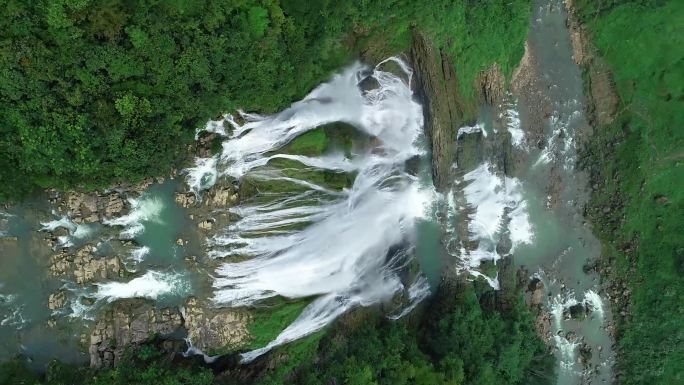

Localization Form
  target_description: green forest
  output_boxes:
[575,1,684,384]
[0,0,529,200]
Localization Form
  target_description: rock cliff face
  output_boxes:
[478,64,506,106]
[410,31,469,191]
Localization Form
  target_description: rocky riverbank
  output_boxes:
[13,145,256,368]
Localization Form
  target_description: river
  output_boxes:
[442,0,615,383]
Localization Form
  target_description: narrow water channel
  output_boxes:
[444,0,614,383]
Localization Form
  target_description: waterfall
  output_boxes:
[188,57,436,361]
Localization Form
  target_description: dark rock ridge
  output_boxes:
[410,30,469,191]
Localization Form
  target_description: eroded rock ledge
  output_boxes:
[410,31,468,191]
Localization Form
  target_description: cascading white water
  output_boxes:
[130,246,151,263]
[533,100,581,170]
[66,271,188,319]
[388,275,431,320]
[40,215,95,247]
[93,271,189,302]
[501,99,526,149]
[188,57,435,362]
[583,289,604,320]
[445,160,533,286]
[554,334,580,372]
[62,270,190,319]
[103,196,164,238]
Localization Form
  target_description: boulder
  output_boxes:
[102,193,125,218]
[527,278,545,308]
[175,193,196,208]
[48,290,67,310]
[359,75,381,93]
[49,245,122,284]
[565,303,588,321]
[198,220,213,231]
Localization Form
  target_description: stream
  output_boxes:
[443,1,615,383]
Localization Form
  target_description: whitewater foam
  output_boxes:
[457,123,486,140]
[40,216,94,247]
[583,289,604,320]
[554,334,579,372]
[503,104,525,148]
[103,196,163,238]
[131,246,151,263]
[453,163,533,271]
[93,271,189,302]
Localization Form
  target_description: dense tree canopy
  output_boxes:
[0,0,530,199]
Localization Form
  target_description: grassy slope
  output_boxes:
[576,1,684,383]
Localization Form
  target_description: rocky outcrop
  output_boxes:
[183,297,251,354]
[175,192,197,208]
[410,30,470,191]
[565,1,619,127]
[478,63,506,106]
[0,235,18,245]
[176,180,237,209]
[48,290,68,310]
[197,132,219,158]
[62,191,126,223]
[208,186,238,208]
[524,277,553,342]
[88,299,184,368]
[49,245,123,284]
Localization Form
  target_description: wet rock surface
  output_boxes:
[49,245,123,285]
[565,1,620,128]
[410,30,470,191]
[183,297,251,354]
[511,41,552,162]
[88,299,184,368]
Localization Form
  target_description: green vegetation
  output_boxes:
[282,130,329,156]
[575,1,684,384]
[0,0,531,200]
[246,299,311,350]
[227,279,554,385]
[0,349,213,385]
